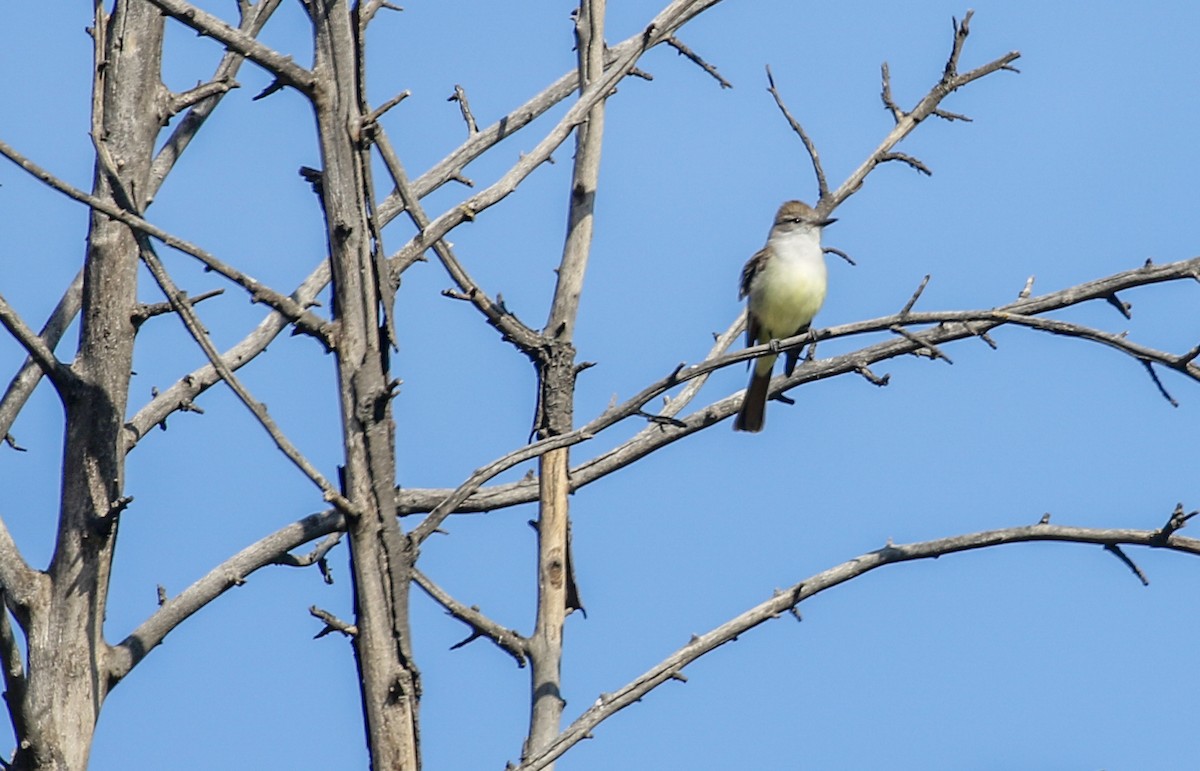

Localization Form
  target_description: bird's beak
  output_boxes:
[818,217,838,227]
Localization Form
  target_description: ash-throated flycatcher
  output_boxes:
[733,200,835,433]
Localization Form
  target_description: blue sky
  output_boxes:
[1,1,1199,769]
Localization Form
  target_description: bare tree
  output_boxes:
[0,2,1197,770]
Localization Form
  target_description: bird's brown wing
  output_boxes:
[740,248,767,347]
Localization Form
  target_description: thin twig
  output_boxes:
[899,275,931,316]
[889,325,953,363]
[823,246,856,266]
[1103,543,1150,586]
[448,84,479,134]
[310,606,358,638]
[765,65,827,198]
[665,35,731,88]
[364,89,411,127]
[133,288,225,326]
[1140,360,1178,407]
[167,78,238,116]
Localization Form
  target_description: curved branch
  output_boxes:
[514,518,1200,770]
[108,509,343,683]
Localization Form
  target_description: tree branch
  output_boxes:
[370,129,543,356]
[0,295,72,392]
[109,509,344,682]
[165,78,237,118]
[514,517,1200,770]
[0,270,82,441]
[372,0,726,232]
[143,0,316,97]
[383,0,725,276]
[765,65,827,198]
[412,569,529,667]
[0,592,29,747]
[123,259,331,447]
[665,35,732,89]
[135,240,351,511]
[0,137,333,346]
[818,13,1021,217]
[149,0,283,198]
[393,256,1200,517]
[122,1,725,450]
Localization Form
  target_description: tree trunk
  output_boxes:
[13,3,165,769]
[309,2,421,768]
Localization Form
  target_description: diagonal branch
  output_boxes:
[0,295,73,392]
[410,432,587,545]
[94,131,347,510]
[413,568,529,667]
[143,0,316,97]
[136,240,351,512]
[371,129,543,356]
[373,0,725,232]
[0,270,82,440]
[149,0,283,195]
[0,137,333,346]
[513,517,1200,770]
[665,35,732,89]
[765,65,827,198]
[123,259,332,447]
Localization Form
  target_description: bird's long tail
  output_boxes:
[733,364,772,433]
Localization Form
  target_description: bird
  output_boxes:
[733,200,835,432]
